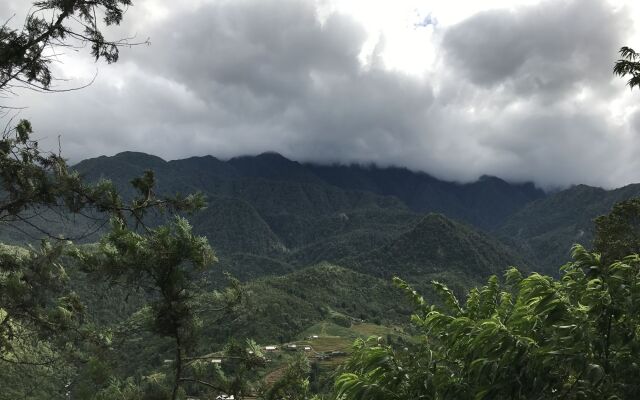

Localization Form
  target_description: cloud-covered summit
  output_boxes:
[3,0,640,189]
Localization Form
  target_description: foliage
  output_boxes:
[261,352,312,400]
[593,197,640,265]
[0,308,75,400]
[0,241,80,352]
[0,10,207,394]
[0,69,207,400]
[0,2,238,399]
[0,121,207,365]
[336,245,640,399]
[0,0,140,95]
[1,120,205,229]
[175,339,267,399]
[73,217,227,399]
[614,46,640,90]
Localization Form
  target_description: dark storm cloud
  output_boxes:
[128,0,438,168]
[442,0,627,97]
[3,0,639,189]
[142,1,366,100]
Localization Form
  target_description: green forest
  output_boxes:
[3,1,640,399]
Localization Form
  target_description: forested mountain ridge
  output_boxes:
[306,164,545,230]
[498,183,640,274]
[70,151,540,286]
[341,214,529,288]
[74,151,544,229]
[71,151,640,282]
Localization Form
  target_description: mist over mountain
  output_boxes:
[76,151,545,228]
[2,149,631,284]
[69,150,635,280]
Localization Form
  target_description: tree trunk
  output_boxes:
[172,334,183,400]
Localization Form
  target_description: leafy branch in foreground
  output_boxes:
[1,0,147,97]
[614,46,640,90]
[0,118,211,398]
[74,217,217,400]
[1,119,206,236]
[336,245,640,399]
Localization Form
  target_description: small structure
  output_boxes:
[210,358,222,364]
[264,345,278,351]
[285,344,298,351]
[304,346,312,351]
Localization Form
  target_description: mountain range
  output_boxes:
[65,151,639,283]
[5,149,640,360]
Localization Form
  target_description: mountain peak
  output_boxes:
[256,151,288,160]
[478,174,505,183]
[229,152,321,183]
[343,212,526,282]
[111,151,166,164]
[81,152,168,171]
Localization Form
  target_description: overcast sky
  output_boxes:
[3,0,640,189]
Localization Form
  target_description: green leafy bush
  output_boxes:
[336,245,640,399]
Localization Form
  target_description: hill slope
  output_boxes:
[342,213,528,290]
[307,164,545,230]
[68,151,544,285]
[201,263,411,345]
[498,184,640,273]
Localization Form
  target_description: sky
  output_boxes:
[2,0,640,189]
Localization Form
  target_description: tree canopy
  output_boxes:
[594,197,640,265]
[614,46,640,90]
[1,0,141,96]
